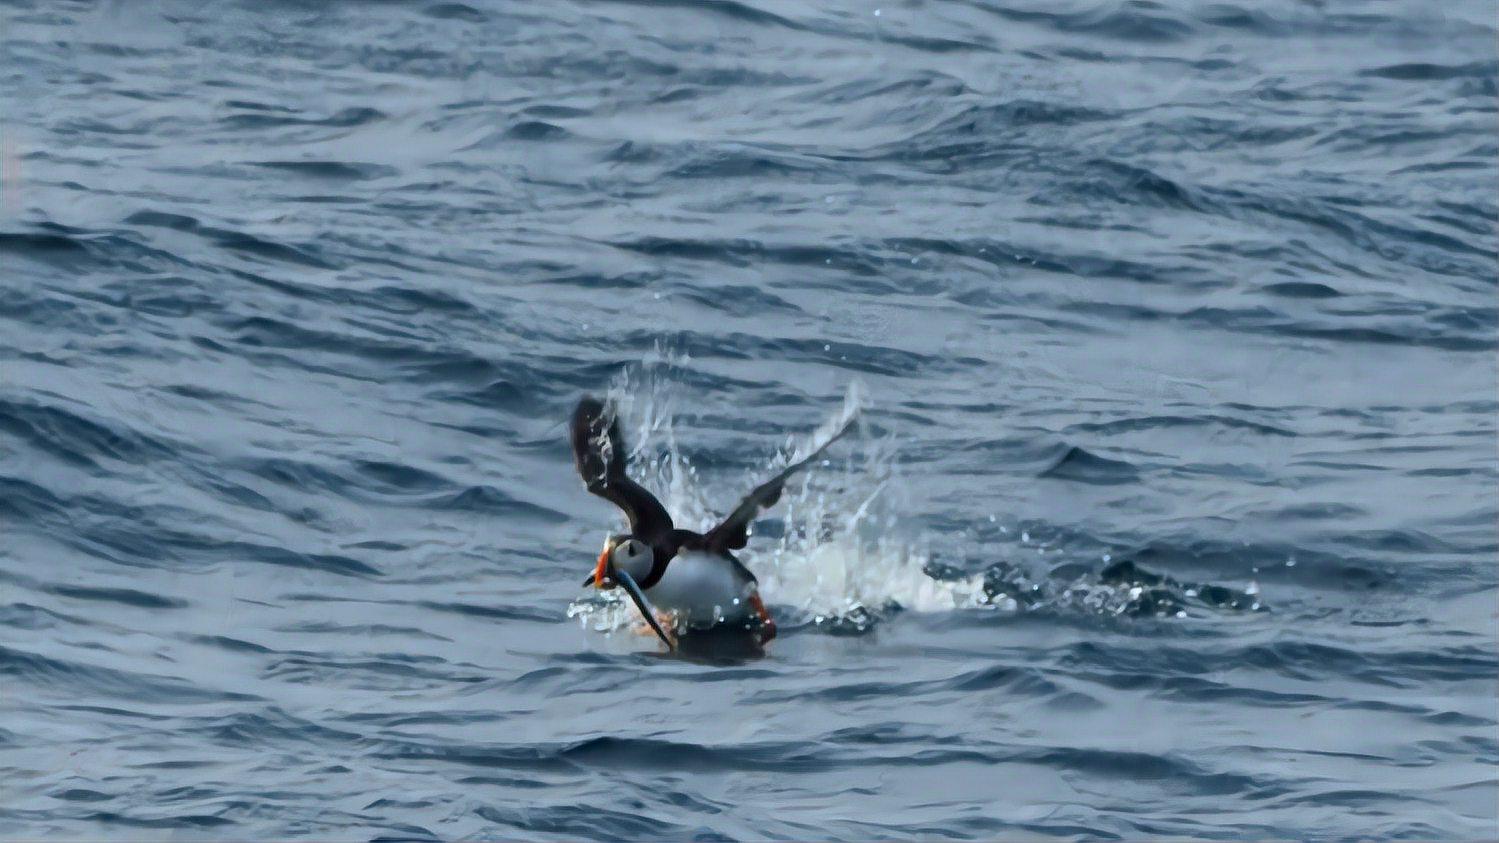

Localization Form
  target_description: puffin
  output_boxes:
[571,396,853,649]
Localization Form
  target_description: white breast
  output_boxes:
[647,551,757,628]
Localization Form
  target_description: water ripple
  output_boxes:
[2,0,1495,839]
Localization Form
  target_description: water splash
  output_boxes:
[570,362,990,636]
[1056,559,1269,618]
[570,362,1267,638]
[746,436,992,629]
[603,344,718,533]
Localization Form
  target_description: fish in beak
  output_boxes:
[582,538,673,651]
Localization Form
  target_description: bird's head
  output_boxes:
[586,534,653,589]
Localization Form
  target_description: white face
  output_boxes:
[609,537,652,581]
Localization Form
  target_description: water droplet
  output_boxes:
[988,515,996,523]
[653,292,661,300]
[1102,553,1111,562]
[1021,531,1030,543]
[823,344,831,351]
[1285,557,1297,567]
[873,8,881,15]
[1175,610,1187,618]
[1245,581,1260,596]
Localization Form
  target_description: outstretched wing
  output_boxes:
[703,411,857,553]
[570,397,673,542]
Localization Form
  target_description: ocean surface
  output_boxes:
[2,0,1497,839]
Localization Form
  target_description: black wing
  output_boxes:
[570,397,673,543]
[703,410,857,553]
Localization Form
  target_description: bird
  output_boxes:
[570,395,854,648]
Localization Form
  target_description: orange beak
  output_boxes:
[593,547,610,588]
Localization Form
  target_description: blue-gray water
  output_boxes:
[2,1,1497,839]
